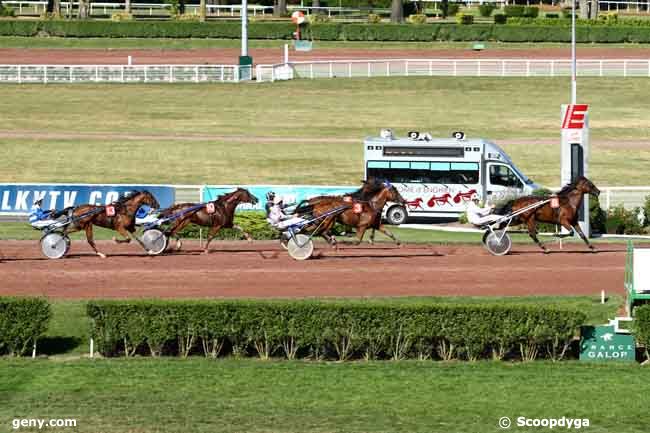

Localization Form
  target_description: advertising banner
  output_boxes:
[0,184,175,214]
[202,185,355,212]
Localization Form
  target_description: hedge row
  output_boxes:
[87,300,586,361]
[4,20,650,42]
[0,297,50,356]
[634,305,650,357]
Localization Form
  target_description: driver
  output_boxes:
[466,197,501,226]
[266,194,306,230]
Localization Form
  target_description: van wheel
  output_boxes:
[386,206,407,225]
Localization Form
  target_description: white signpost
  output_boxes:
[561,104,590,235]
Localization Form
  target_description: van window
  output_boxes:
[489,165,523,188]
[367,161,479,184]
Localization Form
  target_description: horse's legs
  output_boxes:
[369,228,376,244]
[526,218,548,253]
[233,224,253,242]
[355,226,368,245]
[166,218,192,251]
[84,225,106,258]
[115,224,147,251]
[569,222,596,252]
[376,224,401,246]
[203,225,223,254]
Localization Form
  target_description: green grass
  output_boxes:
[2,36,648,49]
[1,78,650,186]
[1,358,648,433]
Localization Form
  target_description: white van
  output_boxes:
[364,130,540,224]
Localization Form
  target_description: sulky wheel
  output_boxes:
[40,232,70,259]
[287,234,314,260]
[483,230,512,256]
[140,228,168,255]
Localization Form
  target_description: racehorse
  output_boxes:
[497,176,600,253]
[160,188,259,254]
[64,190,160,258]
[312,181,407,246]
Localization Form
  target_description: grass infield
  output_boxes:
[1,78,649,186]
[0,358,648,433]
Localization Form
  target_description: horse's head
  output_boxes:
[576,176,600,197]
[138,190,160,209]
[383,181,407,205]
[231,188,259,205]
[359,178,384,198]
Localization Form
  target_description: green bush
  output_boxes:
[504,5,525,17]
[111,12,134,22]
[523,6,539,18]
[0,297,51,356]
[176,211,279,241]
[456,13,474,25]
[606,205,644,235]
[87,300,586,361]
[562,6,575,19]
[545,13,559,19]
[407,14,427,25]
[447,3,460,16]
[633,305,650,360]
[478,3,496,17]
[599,12,618,24]
[494,13,507,24]
[0,5,15,16]
[589,195,607,234]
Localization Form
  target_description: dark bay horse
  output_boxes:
[160,188,258,254]
[64,190,160,258]
[310,181,407,246]
[497,176,600,253]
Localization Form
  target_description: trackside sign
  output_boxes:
[579,325,635,362]
[0,184,175,214]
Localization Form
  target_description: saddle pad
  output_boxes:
[105,205,116,217]
[550,197,560,209]
[353,203,363,214]
[206,202,216,214]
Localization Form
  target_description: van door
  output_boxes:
[486,163,525,202]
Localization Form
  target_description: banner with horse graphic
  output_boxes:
[0,184,175,215]
[202,185,355,212]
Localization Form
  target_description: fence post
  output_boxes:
[144,66,148,83]
[95,65,99,82]
[405,60,409,77]
[310,63,314,79]
[18,65,21,84]
[368,62,371,78]
[386,61,389,77]
[195,66,199,83]
[453,60,457,77]
[648,60,650,77]
[121,65,125,83]
[624,60,628,77]
[600,60,603,77]
[526,60,530,77]
[348,62,352,78]
[429,60,433,76]
[329,62,333,78]
[43,66,47,84]
[550,60,554,77]
[502,60,506,77]
[221,66,225,82]
[169,66,173,83]
[477,60,481,77]
[69,66,72,82]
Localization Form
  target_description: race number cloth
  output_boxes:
[105,206,116,217]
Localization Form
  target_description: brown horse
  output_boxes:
[64,190,160,258]
[160,188,258,254]
[312,181,407,246]
[497,176,600,253]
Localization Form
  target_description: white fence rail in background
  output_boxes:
[256,58,650,82]
[0,64,249,84]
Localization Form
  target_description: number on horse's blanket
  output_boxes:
[343,196,352,203]
[353,203,363,214]
[206,202,216,214]
[550,196,560,209]
[105,205,116,217]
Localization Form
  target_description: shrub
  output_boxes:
[447,3,460,16]
[0,297,51,356]
[309,13,330,23]
[407,14,427,25]
[633,305,650,360]
[504,5,525,17]
[545,13,559,19]
[523,6,539,18]
[456,13,474,25]
[367,13,382,24]
[643,195,650,227]
[111,12,134,22]
[87,300,586,361]
[493,13,507,24]
[0,5,15,17]
[173,13,201,21]
[562,6,575,19]
[176,211,280,241]
[478,3,496,17]
[606,205,644,235]
[599,12,618,24]
[589,195,607,234]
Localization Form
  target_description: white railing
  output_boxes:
[0,64,250,84]
[256,58,650,81]
[600,187,650,211]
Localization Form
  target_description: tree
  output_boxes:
[390,0,402,22]
[78,0,90,18]
[274,0,287,16]
[199,0,206,21]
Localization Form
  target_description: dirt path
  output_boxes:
[2,46,649,65]
[0,240,626,299]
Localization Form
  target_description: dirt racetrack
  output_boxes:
[0,240,629,299]
[2,46,650,65]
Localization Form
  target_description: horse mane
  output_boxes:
[555,179,581,197]
[111,190,141,207]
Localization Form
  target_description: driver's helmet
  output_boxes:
[136,205,152,219]
[266,191,276,202]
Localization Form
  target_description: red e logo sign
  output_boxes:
[562,104,589,129]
